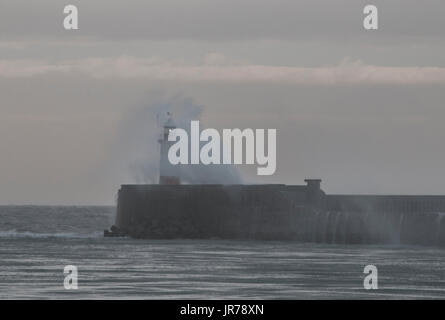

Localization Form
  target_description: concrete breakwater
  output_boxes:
[110,181,445,246]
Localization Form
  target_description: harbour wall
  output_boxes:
[114,183,445,246]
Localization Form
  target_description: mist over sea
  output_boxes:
[1,206,445,299]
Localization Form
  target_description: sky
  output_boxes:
[1,0,445,204]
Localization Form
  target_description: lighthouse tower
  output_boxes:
[158,113,180,185]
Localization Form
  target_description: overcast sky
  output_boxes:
[1,0,445,204]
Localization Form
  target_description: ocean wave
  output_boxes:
[0,229,103,239]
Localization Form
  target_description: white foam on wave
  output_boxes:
[0,229,103,239]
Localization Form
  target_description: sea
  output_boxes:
[1,205,445,299]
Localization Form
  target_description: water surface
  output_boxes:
[1,206,444,299]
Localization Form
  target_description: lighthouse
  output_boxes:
[158,113,180,185]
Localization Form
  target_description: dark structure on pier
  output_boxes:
[109,180,445,246]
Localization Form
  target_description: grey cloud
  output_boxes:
[2,56,445,85]
[1,0,444,42]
